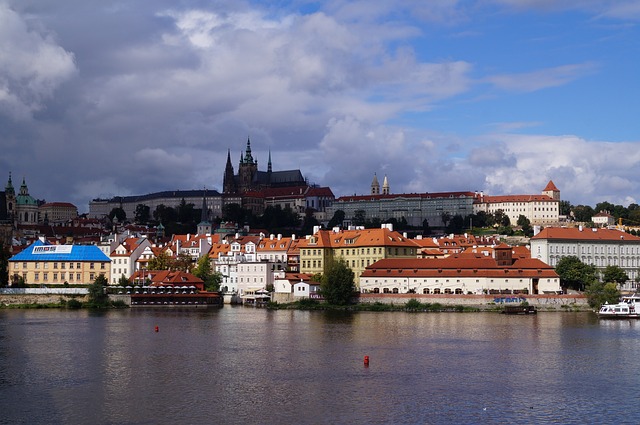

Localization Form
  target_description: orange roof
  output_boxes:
[479,194,555,203]
[362,254,557,279]
[543,180,559,191]
[531,227,640,242]
[309,228,418,249]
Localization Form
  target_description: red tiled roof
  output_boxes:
[543,180,559,191]
[531,227,640,241]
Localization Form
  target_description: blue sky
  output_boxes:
[1,0,639,213]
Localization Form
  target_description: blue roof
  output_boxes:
[10,240,110,262]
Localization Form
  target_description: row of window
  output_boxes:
[16,262,106,270]
[32,272,83,282]
[547,245,640,255]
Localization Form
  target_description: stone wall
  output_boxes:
[357,293,590,311]
[0,293,88,306]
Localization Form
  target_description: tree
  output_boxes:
[602,265,628,286]
[585,281,620,309]
[192,255,222,291]
[108,207,126,223]
[352,210,366,227]
[559,200,572,216]
[173,253,194,272]
[134,204,150,224]
[440,212,451,229]
[445,214,464,235]
[118,275,130,287]
[88,275,109,307]
[555,256,598,291]
[0,244,9,287]
[222,203,247,224]
[517,215,533,237]
[572,205,594,223]
[154,204,177,224]
[320,258,355,305]
[327,210,345,229]
[147,251,173,270]
[422,219,431,236]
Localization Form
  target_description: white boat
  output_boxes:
[598,295,640,319]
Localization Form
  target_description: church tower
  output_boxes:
[371,173,380,195]
[238,137,258,192]
[223,149,237,194]
[542,180,560,201]
[382,175,390,195]
[5,172,15,222]
[197,189,212,235]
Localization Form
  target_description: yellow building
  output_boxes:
[9,239,111,285]
[299,226,418,285]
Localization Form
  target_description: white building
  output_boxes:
[473,180,560,225]
[360,245,561,295]
[530,226,640,290]
[109,236,152,285]
[592,211,615,227]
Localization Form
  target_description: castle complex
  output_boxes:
[223,138,306,194]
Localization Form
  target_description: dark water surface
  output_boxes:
[1,308,639,424]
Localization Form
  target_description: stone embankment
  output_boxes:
[358,293,590,311]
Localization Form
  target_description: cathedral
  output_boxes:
[223,138,306,194]
[2,173,39,226]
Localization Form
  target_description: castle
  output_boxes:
[223,138,306,194]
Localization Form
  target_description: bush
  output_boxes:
[66,299,83,309]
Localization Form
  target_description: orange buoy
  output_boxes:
[364,355,369,366]
[155,326,159,332]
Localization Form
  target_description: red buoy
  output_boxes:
[155,326,159,332]
[364,355,369,366]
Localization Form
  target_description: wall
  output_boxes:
[357,293,589,310]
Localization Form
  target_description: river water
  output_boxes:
[1,307,638,424]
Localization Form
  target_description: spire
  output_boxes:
[244,136,254,163]
[200,188,208,223]
[382,175,390,195]
[19,176,29,196]
[5,172,14,196]
[371,173,380,195]
[223,149,237,194]
[267,149,272,173]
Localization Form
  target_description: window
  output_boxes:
[101,263,106,270]
[69,263,74,269]
[35,262,40,269]
[53,262,58,269]
[34,272,39,281]
[77,263,81,269]
[43,273,48,281]
[23,262,27,269]
[90,263,95,269]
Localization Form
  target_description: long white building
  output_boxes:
[473,180,560,225]
[530,226,640,290]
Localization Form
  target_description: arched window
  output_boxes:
[455,288,463,294]
[444,288,452,294]
[373,287,379,294]
[383,288,390,294]
[392,288,399,294]
[423,288,430,294]
[433,288,441,294]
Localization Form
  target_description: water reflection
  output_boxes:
[1,309,639,424]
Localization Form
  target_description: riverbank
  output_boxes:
[1,292,590,311]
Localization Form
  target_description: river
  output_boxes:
[1,307,638,424]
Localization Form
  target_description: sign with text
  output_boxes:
[32,245,73,254]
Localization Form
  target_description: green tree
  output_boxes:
[192,255,222,291]
[555,256,598,291]
[422,219,431,236]
[585,281,621,309]
[352,210,366,227]
[108,207,126,223]
[118,275,131,287]
[327,210,345,229]
[320,258,355,305]
[0,244,9,287]
[572,205,594,222]
[559,200,572,216]
[222,203,248,224]
[517,215,533,237]
[153,204,177,224]
[147,251,173,270]
[445,214,464,234]
[173,253,194,272]
[88,275,109,307]
[602,265,629,286]
[134,204,150,224]
[177,198,196,223]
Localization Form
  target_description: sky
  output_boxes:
[1,0,639,213]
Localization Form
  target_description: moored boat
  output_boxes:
[598,295,640,319]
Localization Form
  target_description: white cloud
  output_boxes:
[486,63,597,93]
